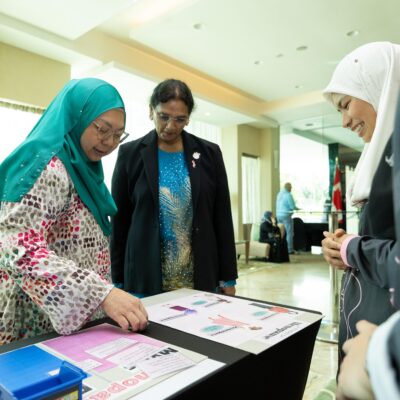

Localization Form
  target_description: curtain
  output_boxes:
[188,120,221,145]
[1,101,43,163]
[242,155,260,224]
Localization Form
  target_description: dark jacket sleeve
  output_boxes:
[110,145,132,284]
[346,138,395,290]
[346,235,395,289]
[163,133,238,290]
[212,145,238,282]
[110,132,162,295]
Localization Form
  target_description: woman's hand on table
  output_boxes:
[221,286,236,296]
[102,288,149,331]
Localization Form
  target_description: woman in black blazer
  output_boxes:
[111,79,237,297]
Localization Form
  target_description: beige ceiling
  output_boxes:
[1,0,399,151]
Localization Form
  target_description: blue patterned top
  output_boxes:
[158,149,193,290]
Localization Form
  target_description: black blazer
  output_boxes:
[341,137,396,360]
[110,130,237,295]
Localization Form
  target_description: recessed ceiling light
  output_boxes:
[276,53,284,58]
[193,23,205,30]
[346,30,359,37]
[205,112,211,117]
[296,45,308,51]
[295,85,303,89]
[254,60,264,65]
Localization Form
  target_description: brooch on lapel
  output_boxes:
[192,152,201,168]
[385,153,394,167]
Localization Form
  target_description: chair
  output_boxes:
[236,223,271,260]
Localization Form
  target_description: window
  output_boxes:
[280,133,329,221]
[1,101,43,163]
[187,120,221,145]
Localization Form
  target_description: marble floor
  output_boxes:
[235,252,338,400]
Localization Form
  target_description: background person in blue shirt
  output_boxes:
[276,182,299,254]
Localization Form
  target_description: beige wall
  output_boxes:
[238,124,262,156]
[0,43,70,107]
[222,124,280,240]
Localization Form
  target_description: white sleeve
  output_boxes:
[367,312,400,400]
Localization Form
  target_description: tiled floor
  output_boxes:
[235,252,338,399]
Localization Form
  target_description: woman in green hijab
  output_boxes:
[0,78,148,344]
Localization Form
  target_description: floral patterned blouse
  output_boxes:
[0,157,113,344]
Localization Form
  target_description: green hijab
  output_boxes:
[0,78,125,236]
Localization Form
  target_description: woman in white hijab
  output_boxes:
[336,94,400,400]
[321,41,400,365]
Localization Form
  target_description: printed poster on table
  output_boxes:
[38,323,208,399]
[147,292,322,353]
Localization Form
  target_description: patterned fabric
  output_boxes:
[158,149,193,291]
[0,157,113,344]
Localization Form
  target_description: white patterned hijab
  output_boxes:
[323,42,400,206]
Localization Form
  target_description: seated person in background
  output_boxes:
[259,211,289,263]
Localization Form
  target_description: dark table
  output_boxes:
[294,218,329,251]
[0,292,322,399]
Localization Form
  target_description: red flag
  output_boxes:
[332,162,343,224]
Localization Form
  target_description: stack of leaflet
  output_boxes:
[0,345,87,400]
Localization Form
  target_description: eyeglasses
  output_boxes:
[155,112,188,125]
[92,119,130,144]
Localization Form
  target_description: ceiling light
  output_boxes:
[193,23,205,30]
[205,112,211,117]
[346,30,359,37]
[296,45,308,51]
[254,60,264,65]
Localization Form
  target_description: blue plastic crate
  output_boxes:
[0,345,87,400]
